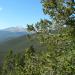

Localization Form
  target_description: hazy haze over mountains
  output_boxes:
[0,27,28,43]
[3,27,27,32]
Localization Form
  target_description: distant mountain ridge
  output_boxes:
[3,27,27,32]
[0,27,28,42]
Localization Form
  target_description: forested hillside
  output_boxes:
[0,34,46,64]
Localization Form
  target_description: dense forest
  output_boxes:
[0,0,75,75]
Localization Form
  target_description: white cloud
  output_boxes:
[0,7,3,11]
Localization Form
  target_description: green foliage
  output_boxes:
[41,0,75,36]
[27,19,52,34]
[0,32,75,75]
[27,24,35,31]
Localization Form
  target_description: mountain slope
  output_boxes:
[3,27,26,32]
[0,27,29,42]
[0,34,46,63]
[0,34,44,51]
[0,30,27,42]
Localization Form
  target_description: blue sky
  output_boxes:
[0,0,49,29]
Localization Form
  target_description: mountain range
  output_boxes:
[0,27,29,42]
[3,27,27,32]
